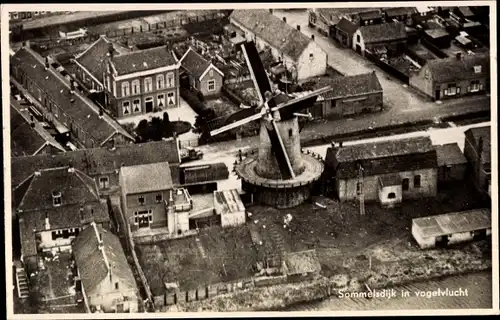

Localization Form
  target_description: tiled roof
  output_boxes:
[110,46,178,76]
[10,107,48,157]
[120,162,173,195]
[359,10,382,20]
[426,53,490,83]
[456,6,475,18]
[326,136,438,179]
[179,48,211,79]
[359,22,407,44]
[72,223,137,295]
[11,48,129,146]
[335,18,358,36]
[465,126,491,164]
[424,28,450,39]
[317,8,376,23]
[434,143,467,167]
[15,166,100,212]
[75,35,130,82]
[11,138,181,188]
[384,7,417,17]
[230,9,314,61]
[313,72,383,100]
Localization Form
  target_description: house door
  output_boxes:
[435,89,441,100]
[145,97,153,113]
[356,45,362,54]
[435,235,449,248]
[472,229,487,241]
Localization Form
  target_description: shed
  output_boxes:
[282,250,321,280]
[434,143,467,184]
[377,174,403,208]
[411,208,491,249]
[214,189,246,228]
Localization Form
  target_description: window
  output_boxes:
[157,74,165,89]
[469,80,480,92]
[157,94,165,108]
[309,53,314,60]
[131,80,140,95]
[207,80,216,92]
[414,175,421,188]
[388,192,396,199]
[99,176,109,189]
[156,194,163,203]
[115,282,119,290]
[134,210,153,226]
[138,196,145,205]
[121,82,130,97]
[402,178,409,191]
[356,182,363,195]
[133,99,141,113]
[357,34,361,42]
[209,69,214,77]
[166,72,175,88]
[288,129,293,137]
[53,192,62,206]
[474,65,482,74]
[445,83,459,96]
[122,101,131,115]
[144,77,153,93]
[167,92,175,106]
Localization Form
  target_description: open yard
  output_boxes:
[136,225,258,295]
[205,96,240,118]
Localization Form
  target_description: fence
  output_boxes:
[364,50,409,83]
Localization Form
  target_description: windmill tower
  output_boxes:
[209,41,331,208]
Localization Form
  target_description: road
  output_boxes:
[185,121,490,192]
[270,10,490,114]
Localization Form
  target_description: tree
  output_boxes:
[162,112,173,138]
[136,119,150,142]
[150,117,164,141]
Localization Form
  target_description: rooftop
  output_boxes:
[120,162,173,194]
[335,18,358,36]
[379,174,403,187]
[214,189,245,215]
[413,208,491,238]
[358,10,383,20]
[359,22,408,44]
[179,47,223,80]
[424,28,450,39]
[465,126,491,164]
[312,72,383,100]
[109,45,178,76]
[230,9,315,61]
[434,143,467,166]
[384,7,418,17]
[426,53,490,83]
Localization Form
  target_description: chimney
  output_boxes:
[98,233,104,250]
[283,17,287,23]
[296,25,301,31]
[456,52,462,60]
[99,108,104,117]
[30,115,35,128]
[70,80,75,93]
[44,212,50,230]
[44,57,49,70]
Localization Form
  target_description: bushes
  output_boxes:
[135,112,178,143]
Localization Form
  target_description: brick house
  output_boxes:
[409,53,490,101]
[14,167,110,271]
[325,136,438,205]
[72,35,131,92]
[72,222,139,313]
[11,138,181,197]
[230,9,328,81]
[103,46,181,119]
[308,72,383,118]
[464,126,491,197]
[352,22,408,56]
[10,46,135,149]
[179,47,224,97]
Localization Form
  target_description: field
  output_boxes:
[136,225,258,295]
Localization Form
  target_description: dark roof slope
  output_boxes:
[336,18,358,36]
[73,223,137,294]
[10,107,47,157]
[465,126,491,164]
[315,72,383,100]
[427,54,490,83]
[180,48,211,79]
[385,7,417,17]
[359,22,407,43]
[110,46,177,76]
[11,48,127,146]
[434,143,467,166]
[11,138,180,188]
[120,162,173,194]
[359,10,382,20]
[230,9,314,61]
[326,136,437,179]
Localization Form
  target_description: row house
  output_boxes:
[409,53,490,101]
[103,45,181,119]
[10,46,135,149]
[14,167,110,272]
[464,126,491,197]
[230,9,328,81]
[325,136,438,207]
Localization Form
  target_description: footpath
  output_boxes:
[198,95,491,154]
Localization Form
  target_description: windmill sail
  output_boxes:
[241,41,273,104]
[266,122,295,179]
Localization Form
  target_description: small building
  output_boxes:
[434,143,468,184]
[325,136,438,203]
[409,53,490,101]
[464,126,491,197]
[214,189,246,228]
[282,250,321,281]
[230,9,328,81]
[358,10,383,26]
[423,28,451,49]
[72,35,131,92]
[119,162,174,232]
[14,166,110,271]
[333,18,358,48]
[384,7,417,23]
[10,105,66,157]
[180,162,230,194]
[352,22,408,56]
[179,47,224,97]
[308,72,383,118]
[308,8,339,36]
[412,208,491,249]
[72,222,139,312]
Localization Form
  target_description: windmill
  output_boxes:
[209,41,331,208]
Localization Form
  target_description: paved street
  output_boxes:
[270,10,490,114]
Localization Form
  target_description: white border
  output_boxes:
[2,1,498,318]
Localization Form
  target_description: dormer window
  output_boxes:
[474,65,482,74]
[52,191,62,206]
